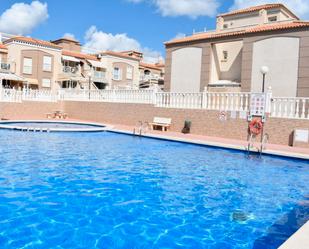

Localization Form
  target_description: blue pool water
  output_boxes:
[0,130,308,249]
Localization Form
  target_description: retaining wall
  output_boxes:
[0,100,308,148]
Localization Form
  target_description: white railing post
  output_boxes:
[265,86,272,114]
[152,88,157,105]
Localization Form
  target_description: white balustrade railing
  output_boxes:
[204,92,250,111]
[156,92,203,109]
[61,89,154,104]
[155,91,251,111]
[1,87,309,120]
[0,89,22,102]
[270,97,309,119]
[22,89,57,102]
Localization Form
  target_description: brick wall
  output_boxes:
[1,100,308,148]
[64,101,250,140]
[0,101,62,120]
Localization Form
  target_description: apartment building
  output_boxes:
[51,37,107,90]
[1,37,62,90]
[96,50,140,89]
[164,3,309,97]
[0,34,164,90]
[139,62,164,89]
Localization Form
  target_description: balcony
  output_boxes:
[63,66,79,75]
[140,74,163,83]
[0,62,11,73]
[92,70,107,83]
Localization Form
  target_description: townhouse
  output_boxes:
[0,35,164,91]
[164,3,309,97]
[139,62,164,89]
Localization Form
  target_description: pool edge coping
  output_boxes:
[108,128,309,160]
[0,120,113,132]
[278,221,309,249]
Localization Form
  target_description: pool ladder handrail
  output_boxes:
[133,121,148,136]
[259,133,269,156]
[247,133,254,155]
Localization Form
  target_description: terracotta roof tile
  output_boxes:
[102,51,141,61]
[140,62,162,70]
[62,50,98,61]
[0,43,7,50]
[165,21,309,46]
[219,4,298,19]
[4,36,62,49]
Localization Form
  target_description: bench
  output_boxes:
[149,117,172,131]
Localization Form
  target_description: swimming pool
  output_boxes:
[0,130,307,248]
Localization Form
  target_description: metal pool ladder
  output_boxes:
[133,121,148,136]
[259,133,269,156]
[247,133,254,155]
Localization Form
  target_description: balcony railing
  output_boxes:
[63,66,79,74]
[140,74,163,82]
[93,71,106,79]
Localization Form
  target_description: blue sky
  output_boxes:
[0,0,308,62]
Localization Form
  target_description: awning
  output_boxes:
[62,55,80,63]
[25,78,39,85]
[0,72,26,82]
[87,60,105,68]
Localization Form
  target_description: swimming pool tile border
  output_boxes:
[108,128,309,161]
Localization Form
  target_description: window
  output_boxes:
[223,24,228,29]
[42,78,51,88]
[43,56,52,71]
[113,67,122,80]
[23,58,32,74]
[223,51,228,60]
[268,16,278,22]
[127,66,133,80]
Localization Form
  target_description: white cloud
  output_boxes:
[231,0,309,19]
[127,0,219,18]
[63,33,76,40]
[83,26,163,63]
[173,32,186,39]
[0,1,48,35]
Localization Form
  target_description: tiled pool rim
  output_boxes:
[0,120,112,132]
[109,128,309,161]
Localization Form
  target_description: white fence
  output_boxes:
[155,92,251,111]
[0,89,57,102]
[60,89,154,104]
[270,97,309,119]
[0,88,308,120]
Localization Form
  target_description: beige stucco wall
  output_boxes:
[218,8,295,31]
[6,42,62,90]
[210,40,243,83]
[165,29,309,96]
[251,37,300,96]
[170,47,202,92]
[0,50,7,63]
[100,55,139,89]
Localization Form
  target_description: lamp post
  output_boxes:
[260,66,269,93]
[87,72,92,100]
